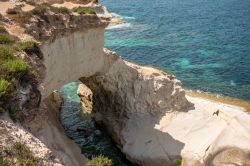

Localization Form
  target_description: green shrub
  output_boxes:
[24,28,33,34]
[0,34,15,44]
[0,45,14,59]
[0,26,8,34]
[30,3,70,15]
[0,107,6,114]
[3,59,28,74]
[87,156,112,166]
[19,159,34,166]
[11,142,35,161]
[0,79,10,97]
[0,143,36,165]
[8,108,21,122]
[6,6,22,15]
[15,41,43,58]
[174,159,182,166]
[72,7,96,15]
[0,158,14,166]
[29,3,50,15]
[50,6,70,14]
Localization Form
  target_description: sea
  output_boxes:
[102,0,250,100]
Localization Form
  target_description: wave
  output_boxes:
[110,12,121,17]
[106,23,131,30]
[110,12,135,20]
[123,16,136,20]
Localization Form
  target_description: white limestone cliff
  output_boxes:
[1,1,249,165]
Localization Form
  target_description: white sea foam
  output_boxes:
[106,23,131,30]
[123,16,136,20]
[110,12,135,20]
[110,12,121,17]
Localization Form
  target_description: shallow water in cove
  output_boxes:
[59,82,128,166]
[102,0,250,100]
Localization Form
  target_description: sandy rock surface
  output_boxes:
[0,113,63,165]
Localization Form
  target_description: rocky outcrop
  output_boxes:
[79,49,193,165]
[40,27,108,98]
[78,50,250,166]
[25,12,108,41]
[77,83,93,113]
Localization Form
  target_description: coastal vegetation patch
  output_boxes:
[87,155,112,166]
[6,6,22,15]
[0,25,41,122]
[0,34,15,44]
[30,3,70,15]
[6,3,71,25]
[0,142,37,165]
[174,159,182,166]
[0,78,10,97]
[72,7,96,15]
[0,26,8,34]
[15,41,43,59]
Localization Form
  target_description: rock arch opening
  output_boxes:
[58,82,130,165]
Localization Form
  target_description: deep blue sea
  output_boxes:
[101,0,250,100]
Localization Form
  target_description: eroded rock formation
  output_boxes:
[1,0,250,166]
[36,8,250,166]
[79,49,193,165]
[78,50,250,166]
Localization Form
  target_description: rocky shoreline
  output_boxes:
[0,0,250,166]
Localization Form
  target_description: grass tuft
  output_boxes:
[72,7,96,15]
[29,3,70,15]
[51,6,70,14]
[6,6,22,15]
[87,155,112,166]
[28,3,50,16]
[0,26,8,34]
[0,34,15,45]
[174,159,182,166]
[8,108,21,122]
[3,59,28,74]
[15,41,43,58]
[0,79,10,97]
[0,107,6,114]
[11,142,35,161]
[0,142,36,165]
[0,45,14,59]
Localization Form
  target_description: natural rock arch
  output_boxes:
[39,27,250,166]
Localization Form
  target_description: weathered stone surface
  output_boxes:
[79,49,193,165]
[26,14,108,41]
[0,112,63,165]
[78,50,250,166]
[77,83,93,113]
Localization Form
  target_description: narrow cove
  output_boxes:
[59,82,131,166]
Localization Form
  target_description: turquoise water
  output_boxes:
[102,0,250,100]
[59,83,128,166]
